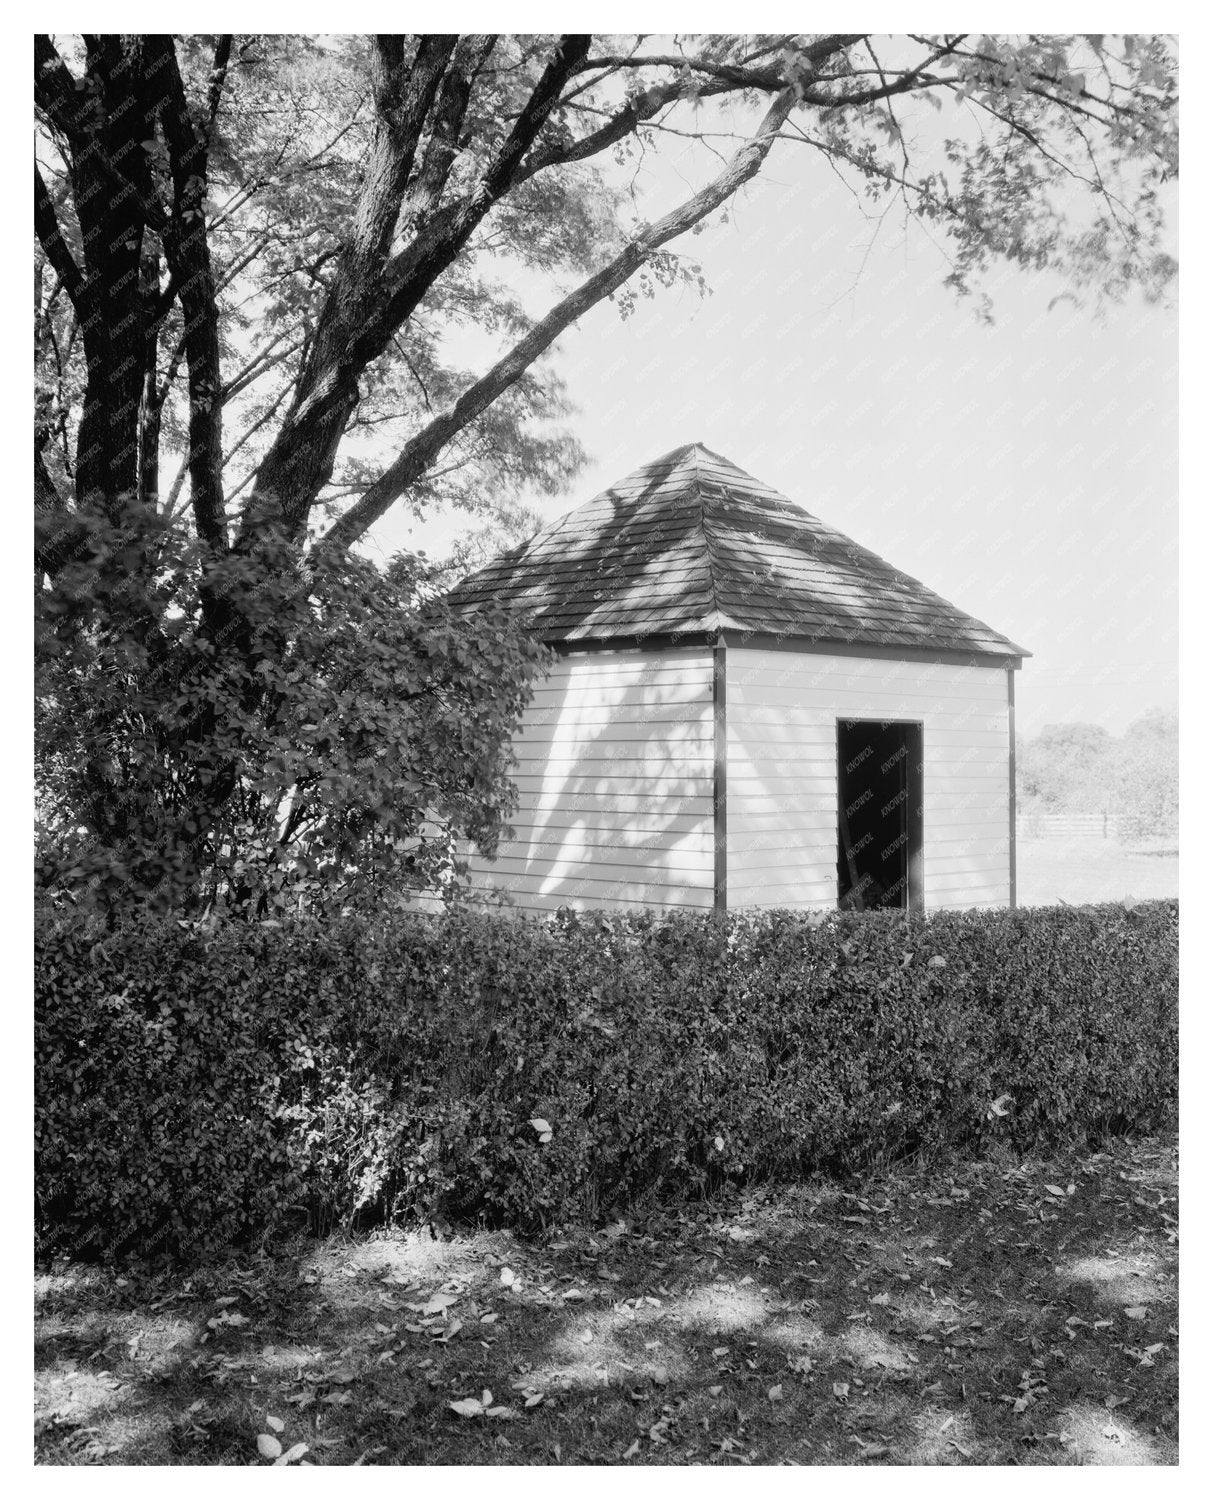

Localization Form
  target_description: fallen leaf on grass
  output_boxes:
[851,1439,889,1461]
[708,1385,723,1397]
[1105,1394,1130,1410]
[833,1382,849,1401]
[256,1433,282,1460]
[623,1439,640,1459]
[1045,1185,1066,1197]
[768,1385,783,1402]
[265,1415,284,1433]
[499,1268,516,1287]
[275,1443,308,1466]
[1124,1306,1149,1320]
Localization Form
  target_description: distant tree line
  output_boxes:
[1016,711,1177,840]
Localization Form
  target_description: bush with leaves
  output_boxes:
[35,899,1178,1262]
[36,512,549,917]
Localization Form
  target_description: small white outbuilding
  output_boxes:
[448,443,1027,916]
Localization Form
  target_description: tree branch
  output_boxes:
[33,166,84,313]
[152,35,230,553]
[403,35,497,227]
[317,86,798,553]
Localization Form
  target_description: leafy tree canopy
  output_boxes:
[1017,712,1177,837]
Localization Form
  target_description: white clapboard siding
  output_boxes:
[726,648,1011,912]
[466,647,715,914]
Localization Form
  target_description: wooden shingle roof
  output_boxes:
[448,443,1027,661]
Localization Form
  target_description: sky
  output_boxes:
[360,72,1178,742]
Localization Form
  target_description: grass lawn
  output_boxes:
[1016,836,1178,907]
[35,1132,1177,1467]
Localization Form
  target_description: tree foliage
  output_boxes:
[33,33,1178,913]
[1017,711,1177,838]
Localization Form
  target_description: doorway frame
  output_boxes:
[836,717,925,913]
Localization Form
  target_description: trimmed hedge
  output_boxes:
[35,900,1178,1261]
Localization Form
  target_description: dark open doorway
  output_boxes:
[837,719,923,911]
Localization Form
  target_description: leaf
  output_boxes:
[1124,1305,1149,1320]
[768,1384,784,1402]
[708,1385,723,1397]
[833,1381,850,1400]
[275,1443,309,1465]
[449,1398,484,1418]
[1044,1184,1066,1197]
[1105,1394,1130,1409]
[480,1312,499,1324]
[256,1433,282,1459]
[529,1117,553,1143]
[870,1291,891,1306]
[623,1439,641,1459]
[421,1292,458,1315]
[499,1267,516,1287]
[652,1366,670,1386]
[265,1414,284,1432]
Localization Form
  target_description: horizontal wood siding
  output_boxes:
[727,649,1011,912]
[466,648,715,914]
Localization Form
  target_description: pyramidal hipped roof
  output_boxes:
[448,444,1026,661]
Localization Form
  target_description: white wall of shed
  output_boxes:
[465,647,715,915]
[726,648,1011,911]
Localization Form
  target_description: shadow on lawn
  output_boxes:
[34,1133,1177,1467]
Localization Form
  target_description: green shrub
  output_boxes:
[35,899,1178,1261]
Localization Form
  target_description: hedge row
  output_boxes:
[35,900,1178,1262]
